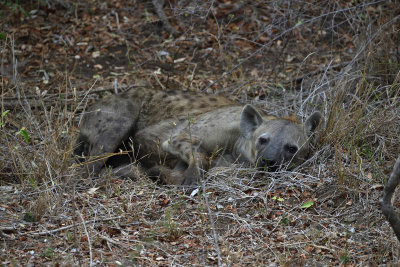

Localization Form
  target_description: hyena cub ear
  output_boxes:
[304,111,323,137]
[240,104,264,139]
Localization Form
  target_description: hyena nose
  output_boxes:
[259,159,276,167]
[266,160,276,167]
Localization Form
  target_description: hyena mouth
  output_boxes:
[256,158,283,172]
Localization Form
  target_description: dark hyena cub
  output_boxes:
[74,86,322,185]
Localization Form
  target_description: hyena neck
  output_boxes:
[232,137,255,164]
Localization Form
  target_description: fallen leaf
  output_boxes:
[87,187,99,194]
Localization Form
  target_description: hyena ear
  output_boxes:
[240,104,264,139]
[305,111,323,137]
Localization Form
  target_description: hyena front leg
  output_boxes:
[161,134,210,185]
[147,164,187,185]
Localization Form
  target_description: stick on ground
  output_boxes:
[152,0,178,36]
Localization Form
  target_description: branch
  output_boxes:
[152,0,179,36]
[380,156,400,241]
[201,179,222,267]
[20,216,122,236]
[76,208,93,267]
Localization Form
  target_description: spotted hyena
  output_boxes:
[74,86,322,185]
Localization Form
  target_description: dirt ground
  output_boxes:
[1,0,400,266]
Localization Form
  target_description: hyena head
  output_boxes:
[239,105,322,170]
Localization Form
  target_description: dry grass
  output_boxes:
[1,0,400,265]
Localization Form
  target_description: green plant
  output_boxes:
[272,196,284,202]
[130,245,143,263]
[339,251,350,264]
[0,110,9,127]
[28,176,37,188]
[16,127,29,143]
[40,247,54,258]
[4,0,29,17]
[23,212,37,222]
[162,208,182,240]
[280,213,288,225]
[301,201,314,209]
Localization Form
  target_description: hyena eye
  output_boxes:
[285,144,298,154]
[258,136,270,145]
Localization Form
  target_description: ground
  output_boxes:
[1,0,400,266]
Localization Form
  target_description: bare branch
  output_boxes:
[152,0,179,36]
[380,157,400,241]
[21,216,122,236]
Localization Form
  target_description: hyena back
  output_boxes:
[74,86,322,185]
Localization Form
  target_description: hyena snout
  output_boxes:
[255,142,303,170]
[256,151,283,171]
[256,158,279,171]
[254,135,285,170]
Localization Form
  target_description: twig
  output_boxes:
[77,209,93,267]
[380,156,400,241]
[20,216,122,236]
[152,0,178,36]
[99,234,130,249]
[289,62,350,85]
[201,179,222,267]
[0,226,16,231]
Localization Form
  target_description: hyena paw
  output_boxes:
[147,166,186,185]
[181,166,201,186]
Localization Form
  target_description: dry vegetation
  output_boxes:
[1,0,400,265]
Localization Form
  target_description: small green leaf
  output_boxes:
[144,8,150,22]
[29,177,37,188]
[23,212,37,222]
[16,127,29,143]
[280,214,288,225]
[295,20,303,27]
[19,6,29,17]
[272,196,284,202]
[0,32,6,40]
[2,110,9,117]
[40,247,55,258]
[301,201,314,209]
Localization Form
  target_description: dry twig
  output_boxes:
[380,157,400,241]
[152,0,178,36]
[21,216,122,236]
